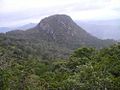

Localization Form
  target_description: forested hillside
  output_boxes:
[0,38,120,89]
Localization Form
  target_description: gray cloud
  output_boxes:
[0,0,120,27]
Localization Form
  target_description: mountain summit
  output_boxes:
[37,14,87,37]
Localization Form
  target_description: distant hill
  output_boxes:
[76,20,120,40]
[0,23,37,33]
[0,27,12,33]
[15,23,37,30]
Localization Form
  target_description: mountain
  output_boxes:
[4,14,115,59]
[0,27,12,33]
[0,23,37,33]
[76,20,120,40]
[15,23,37,30]
[35,14,116,49]
[7,14,115,48]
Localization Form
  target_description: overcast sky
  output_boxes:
[0,0,120,27]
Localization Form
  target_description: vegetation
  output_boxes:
[0,15,118,90]
[0,37,120,89]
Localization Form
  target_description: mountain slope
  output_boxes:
[16,23,37,30]
[76,20,120,40]
[0,23,37,33]
[0,27,12,33]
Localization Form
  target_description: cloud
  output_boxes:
[1,0,118,13]
[0,0,79,13]
[0,0,120,27]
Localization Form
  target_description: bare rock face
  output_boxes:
[37,14,86,36]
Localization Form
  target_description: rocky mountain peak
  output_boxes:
[37,14,76,31]
[35,14,88,40]
[39,14,73,25]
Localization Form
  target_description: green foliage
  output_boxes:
[0,34,120,90]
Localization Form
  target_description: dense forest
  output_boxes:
[0,34,120,90]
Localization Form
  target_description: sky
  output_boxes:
[0,0,120,27]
